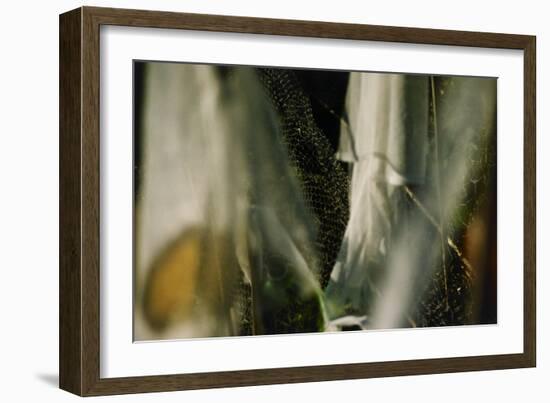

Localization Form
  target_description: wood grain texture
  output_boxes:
[523,38,536,367]
[59,6,537,396]
[59,7,82,396]
[81,6,102,396]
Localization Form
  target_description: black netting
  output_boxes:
[257,68,350,289]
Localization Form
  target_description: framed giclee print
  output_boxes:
[59,6,536,396]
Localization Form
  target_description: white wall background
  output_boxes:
[0,0,546,401]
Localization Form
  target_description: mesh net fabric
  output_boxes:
[256,68,351,289]
[411,76,496,327]
[136,64,495,337]
[238,71,493,332]
[235,68,351,335]
[249,72,495,330]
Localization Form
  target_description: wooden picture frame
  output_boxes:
[59,6,536,396]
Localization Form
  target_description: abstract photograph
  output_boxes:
[133,61,497,341]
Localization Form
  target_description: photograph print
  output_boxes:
[133,61,497,341]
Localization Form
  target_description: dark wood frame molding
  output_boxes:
[59,6,536,396]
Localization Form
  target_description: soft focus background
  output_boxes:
[134,65,497,339]
[0,0,546,402]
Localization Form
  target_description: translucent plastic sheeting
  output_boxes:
[135,64,323,340]
[326,73,496,329]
